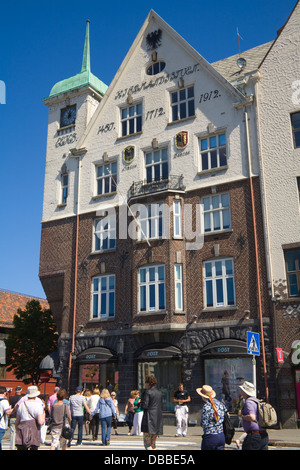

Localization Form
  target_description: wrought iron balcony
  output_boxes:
[129,174,185,198]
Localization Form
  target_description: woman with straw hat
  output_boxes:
[197,385,226,450]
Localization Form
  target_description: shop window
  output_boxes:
[137,360,182,411]
[204,357,252,411]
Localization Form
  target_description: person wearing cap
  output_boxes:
[69,386,91,446]
[239,381,269,450]
[15,386,45,450]
[197,384,226,450]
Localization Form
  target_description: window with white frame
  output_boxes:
[175,264,183,311]
[202,193,231,233]
[173,199,182,238]
[203,258,235,308]
[145,148,168,183]
[137,203,164,240]
[121,103,142,137]
[93,215,116,252]
[199,134,227,171]
[139,265,165,312]
[61,173,68,204]
[91,275,115,319]
[96,162,117,196]
[171,85,195,122]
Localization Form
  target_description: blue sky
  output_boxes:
[0,0,297,299]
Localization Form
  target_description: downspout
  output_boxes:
[67,147,86,393]
[244,109,269,402]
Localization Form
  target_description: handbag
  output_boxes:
[61,404,72,440]
[223,411,235,445]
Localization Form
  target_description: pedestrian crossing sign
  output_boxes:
[247,331,260,355]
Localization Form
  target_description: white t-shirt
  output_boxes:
[0,398,10,429]
[17,400,44,423]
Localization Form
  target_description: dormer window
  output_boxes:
[146,61,166,75]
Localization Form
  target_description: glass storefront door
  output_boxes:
[79,362,118,392]
[137,360,182,411]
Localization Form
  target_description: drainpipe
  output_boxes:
[244,110,269,402]
[67,148,86,393]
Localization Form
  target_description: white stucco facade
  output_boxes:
[257,2,300,297]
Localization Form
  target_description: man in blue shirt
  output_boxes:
[239,381,269,450]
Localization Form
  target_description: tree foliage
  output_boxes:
[5,300,58,385]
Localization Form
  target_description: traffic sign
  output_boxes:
[40,372,51,383]
[247,331,260,355]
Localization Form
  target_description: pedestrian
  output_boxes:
[111,391,119,435]
[173,383,190,437]
[49,389,71,450]
[238,381,269,450]
[87,386,101,440]
[197,384,226,450]
[47,386,60,416]
[90,388,116,446]
[125,391,135,435]
[8,386,23,450]
[69,386,91,446]
[83,389,92,435]
[0,386,12,450]
[132,390,143,436]
[141,375,163,450]
[15,386,45,450]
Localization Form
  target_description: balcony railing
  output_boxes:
[129,175,185,198]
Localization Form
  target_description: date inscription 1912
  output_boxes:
[199,89,221,103]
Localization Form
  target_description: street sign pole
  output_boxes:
[247,331,260,392]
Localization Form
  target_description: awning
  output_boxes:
[39,350,60,378]
[76,347,117,363]
[200,339,247,356]
[136,344,182,361]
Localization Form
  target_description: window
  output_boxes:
[203,258,235,308]
[285,249,300,297]
[61,173,68,204]
[96,162,117,196]
[171,85,194,122]
[139,265,165,312]
[137,203,164,240]
[91,275,115,319]
[200,134,227,171]
[291,112,300,148]
[93,215,116,252]
[175,264,183,311]
[202,193,231,233]
[146,61,166,75]
[173,200,182,238]
[121,103,142,137]
[145,148,168,183]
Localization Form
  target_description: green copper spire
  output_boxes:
[48,20,108,98]
[81,20,91,73]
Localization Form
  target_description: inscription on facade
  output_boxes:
[114,63,201,100]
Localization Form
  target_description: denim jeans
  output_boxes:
[0,428,6,450]
[100,416,112,445]
[71,415,84,444]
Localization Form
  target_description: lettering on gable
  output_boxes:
[114,63,201,100]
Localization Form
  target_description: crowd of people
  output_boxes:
[0,377,270,451]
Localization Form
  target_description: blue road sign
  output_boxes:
[247,331,260,355]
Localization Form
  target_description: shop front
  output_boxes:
[76,347,119,392]
[201,339,252,412]
[135,343,183,412]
